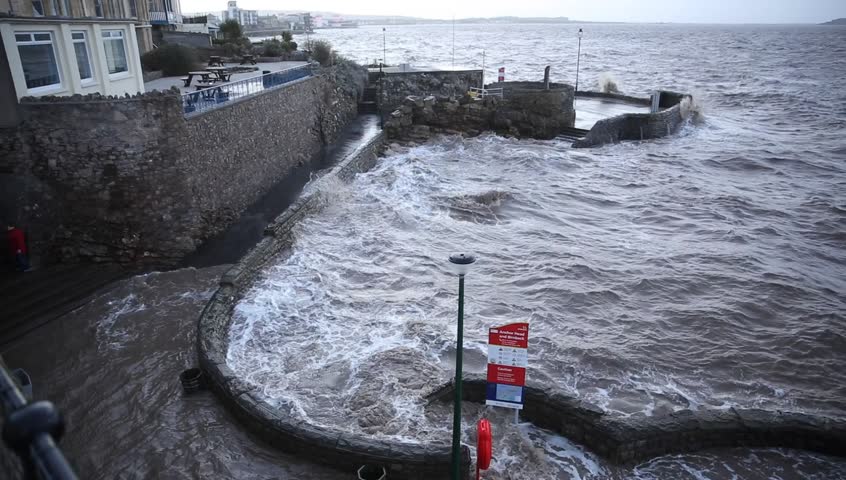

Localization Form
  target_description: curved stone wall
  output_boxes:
[426,376,846,464]
[573,90,693,148]
[196,131,473,480]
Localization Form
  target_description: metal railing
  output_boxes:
[181,65,313,116]
[149,11,182,24]
[469,87,503,99]
[0,362,77,480]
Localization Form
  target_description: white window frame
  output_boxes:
[14,31,64,95]
[102,29,130,78]
[71,31,95,85]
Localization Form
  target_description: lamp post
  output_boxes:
[383,27,386,68]
[448,253,476,480]
[575,28,583,93]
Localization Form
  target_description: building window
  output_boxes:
[102,30,128,75]
[63,0,72,16]
[72,31,94,83]
[94,0,103,17]
[129,0,137,17]
[31,1,45,16]
[15,32,62,91]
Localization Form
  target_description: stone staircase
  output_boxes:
[358,85,379,114]
[0,264,129,348]
[358,71,381,115]
[558,126,589,142]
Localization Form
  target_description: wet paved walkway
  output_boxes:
[0,264,129,349]
[574,96,652,130]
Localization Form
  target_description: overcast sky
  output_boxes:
[182,0,845,23]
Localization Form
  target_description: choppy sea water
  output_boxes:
[2,23,843,480]
[230,24,846,478]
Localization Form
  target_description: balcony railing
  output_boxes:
[181,65,313,116]
[149,11,182,24]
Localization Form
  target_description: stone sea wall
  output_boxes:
[0,64,364,265]
[384,82,576,141]
[573,91,693,148]
[427,376,846,465]
[380,70,483,115]
[196,131,475,480]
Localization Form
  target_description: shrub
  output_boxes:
[263,39,284,57]
[141,44,198,76]
[312,40,332,66]
[281,31,293,42]
[285,40,297,53]
[220,19,243,41]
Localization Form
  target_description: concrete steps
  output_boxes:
[0,264,128,348]
[358,86,379,114]
[557,126,589,142]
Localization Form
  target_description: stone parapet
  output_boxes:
[427,376,846,465]
[573,90,694,148]
[384,81,576,142]
[379,70,483,115]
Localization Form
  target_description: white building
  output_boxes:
[222,1,257,26]
[0,0,146,101]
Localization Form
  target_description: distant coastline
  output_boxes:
[820,18,846,25]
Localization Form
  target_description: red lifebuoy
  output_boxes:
[477,418,492,470]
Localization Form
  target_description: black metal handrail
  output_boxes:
[0,361,77,480]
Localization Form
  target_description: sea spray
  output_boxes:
[598,72,621,94]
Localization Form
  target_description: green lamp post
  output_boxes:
[448,253,477,480]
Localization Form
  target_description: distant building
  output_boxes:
[222,1,257,26]
[0,0,146,104]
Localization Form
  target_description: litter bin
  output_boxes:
[180,368,204,394]
[262,70,272,89]
[357,465,386,480]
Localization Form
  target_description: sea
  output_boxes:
[3,23,845,479]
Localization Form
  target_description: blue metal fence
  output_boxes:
[182,65,313,116]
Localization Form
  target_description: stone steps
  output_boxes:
[357,101,378,114]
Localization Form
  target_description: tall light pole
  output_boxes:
[449,253,476,480]
[575,28,583,93]
[382,27,386,68]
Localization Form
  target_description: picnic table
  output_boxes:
[208,56,224,67]
[206,66,231,82]
[182,70,212,87]
[240,54,256,65]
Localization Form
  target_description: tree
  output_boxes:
[220,19,243,41]
[281,31,293,42]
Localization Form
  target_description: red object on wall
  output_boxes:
[498,67,505,82]
[477,418,492,479]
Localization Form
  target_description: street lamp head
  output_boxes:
[449,253,477,276]
[578,28,583,39]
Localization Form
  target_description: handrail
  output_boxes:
[469,87,503,99]
[0,360,78,480]
[181,64,313,116]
